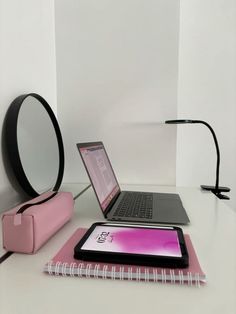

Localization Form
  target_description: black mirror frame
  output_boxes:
[4,93,65,197]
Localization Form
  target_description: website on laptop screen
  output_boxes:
[79,144,120,211]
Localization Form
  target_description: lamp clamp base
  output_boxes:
[201,185,230,200]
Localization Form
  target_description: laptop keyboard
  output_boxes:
[114,192,153,219]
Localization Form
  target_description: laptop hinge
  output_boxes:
[104,191,121,217]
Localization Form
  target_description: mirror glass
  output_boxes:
[5,93,64,197]
[17,96,60,193]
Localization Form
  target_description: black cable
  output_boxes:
[73,184,91,200]
[0,251,14,264]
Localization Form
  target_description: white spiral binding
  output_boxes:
[47,261,53,275]
[187,271,190,285]
[198,273,201,287]
[77,263,84,277]
[128,267,132,281]
[178,270,184,285]
[102,265,108,279]
[85,264,92,278]
[55,262,61,276]
[153,269,158,282]
[144,268,149,282]
[76,264,80,277]
[189,272,193,286]
[111,266,116,280]
[69,263,76,277]
[170,269,175,284]
[136,268,141,281]
[61,262,68,276]
[94,264,100,279]
[161,269,166,283]
[195,273,200,287]
[47,261,201,286]
[119,266,124,280]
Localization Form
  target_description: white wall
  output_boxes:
[55,0,180,186]
[177,0,236,209]
[1,0,235,213]
[0,0,57,212]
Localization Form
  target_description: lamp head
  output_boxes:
[165,119,194,124]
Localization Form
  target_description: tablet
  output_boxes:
[74,222,189,268]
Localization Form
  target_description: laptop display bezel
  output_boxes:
[76,141,121,217]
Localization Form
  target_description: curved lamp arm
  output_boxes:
[165,119,230,200]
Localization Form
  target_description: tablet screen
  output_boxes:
[81,225,182,257]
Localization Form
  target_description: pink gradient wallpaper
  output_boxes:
[81,226,181,257]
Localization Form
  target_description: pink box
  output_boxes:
[2,191,74,254]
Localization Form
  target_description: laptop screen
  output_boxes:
[77,142,120,212]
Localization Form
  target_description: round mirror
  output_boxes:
[4,93,64,197]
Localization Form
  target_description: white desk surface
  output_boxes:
[1,184,236,314]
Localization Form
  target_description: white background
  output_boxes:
[0,0,235,212]
[0,0,57,211]
[55,0,179,187]
[177,0,236,209]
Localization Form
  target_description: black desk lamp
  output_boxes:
[165,119,230,200]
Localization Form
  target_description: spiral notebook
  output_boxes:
[43,228,206,286]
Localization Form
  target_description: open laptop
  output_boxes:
[76,142,190,224]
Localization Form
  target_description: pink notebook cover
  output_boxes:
[44,228,206,286]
